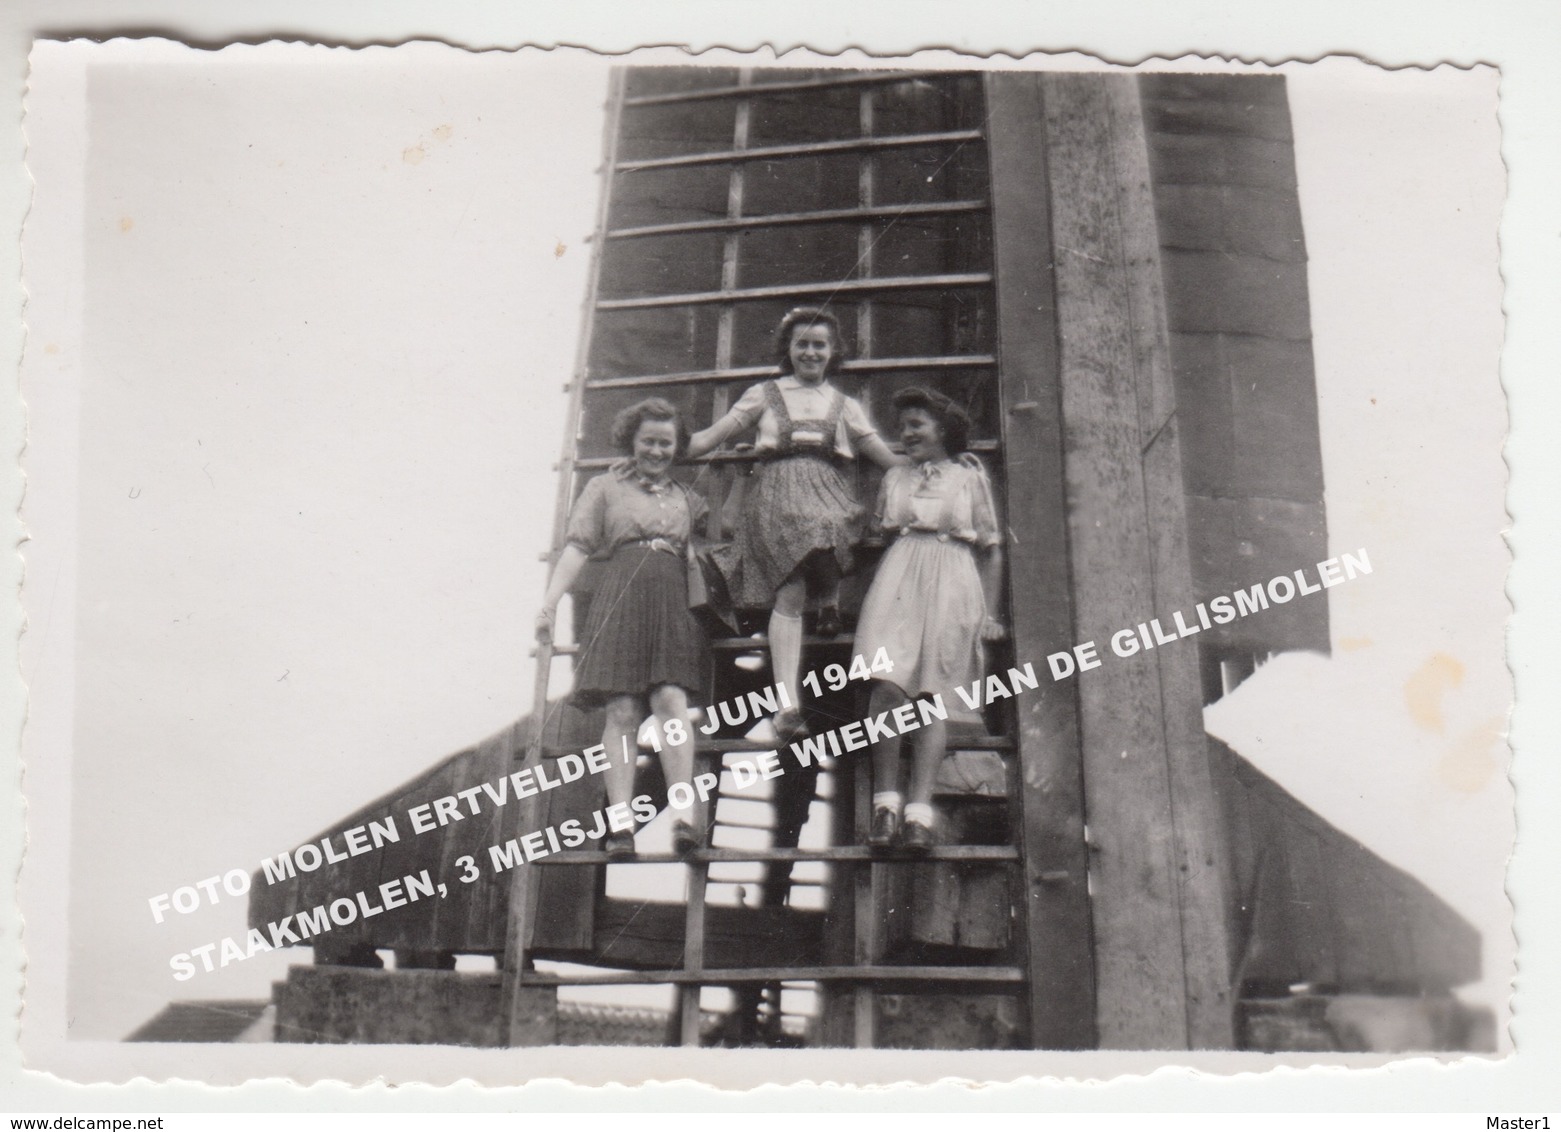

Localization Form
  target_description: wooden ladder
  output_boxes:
[501,65,1065,1049]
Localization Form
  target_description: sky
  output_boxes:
[20,46,1509,1043]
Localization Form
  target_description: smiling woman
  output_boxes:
[535,397,710,860]
[686,306,904,740]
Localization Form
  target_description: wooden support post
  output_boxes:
[679,861,709,1046]
[500,67,628,1048]
[984,72,1097,1051]
[1038,71,1236,1048]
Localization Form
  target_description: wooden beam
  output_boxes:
[1038,72,1235,1048]
[596,271,993,311]
[528,844,1021,865]
[615,129,982,172]
[518,965,1024,986]
[499,67,628,1048]
[984,71,1098,1052]
[587,354,996,391]
[624,69,944,108]
[606,199,988,241]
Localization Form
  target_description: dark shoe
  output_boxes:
[898,820,935,855]
[868,806,899,848]
[672,819,703,859]
[604,831,636,860]
[773,707,808,743]
[816,605,843,639]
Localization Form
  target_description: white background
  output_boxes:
[3,0,1559,1115]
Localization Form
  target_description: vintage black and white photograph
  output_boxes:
[16,42,1510,1086]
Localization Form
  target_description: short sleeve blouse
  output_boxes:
[723,376,879,460]
[873,456,1002,548]
[564,462,710,556]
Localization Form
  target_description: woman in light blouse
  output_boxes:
[536,397,708,859]
[853,387,1006,852]
[686,307,903,739]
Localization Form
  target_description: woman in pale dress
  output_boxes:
[535,397,709,859]
[686,307,903,739]
[853,387,1006,852]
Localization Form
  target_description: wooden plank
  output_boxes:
[587,353,996,390]
[519,965,1025,986]
[615,128,983,172]
[501,67,628,1048]
[1140,96,1294,143]
[624,69,944,107]
[1110,74,1237,1048]
[679,864,709,1046]
[572,436,1000,469]
[607,199,988,240]
[596,271,993,311]
[574,899,826,969]
[1038,70,1231,1048]
[984,71,1097,1051]
[1143,134,1300,192]
[1151,184,1307,263]
[1139,74,1290,107]
[529,754,607,953]
[531,844,1019,865]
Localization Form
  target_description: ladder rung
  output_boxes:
[615,129,984,173]
[531,844,1019,864]
[587,354,997,391]
[597,272,993,312]
[570,437,1000,472]
[624,69,950,108]
[607,200,989,241]
[697,733,1015,754]
[520,964,1024,986]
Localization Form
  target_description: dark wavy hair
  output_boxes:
[611,397,689,458]
[774,306,848,376]
[892,386,973,457]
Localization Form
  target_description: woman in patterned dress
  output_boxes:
[852,387,1006,852]
[535,397,709,859]
[686,307,903,739]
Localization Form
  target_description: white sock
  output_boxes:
[769,611,803,705]
[903,802,934,828]
[872,791,903,813]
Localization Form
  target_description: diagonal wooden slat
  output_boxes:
[597,271,993,311]
[624,69,949,108]
[615,128,983,172]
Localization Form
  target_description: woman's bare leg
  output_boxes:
[649,684,699,832]
[601,695,643,813]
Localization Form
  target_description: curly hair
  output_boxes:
[610,396,689,457]
[774,306,848,376]
[891,385,973,457]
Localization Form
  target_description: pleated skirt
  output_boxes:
[571,545,705,709]
[717,453,863,608]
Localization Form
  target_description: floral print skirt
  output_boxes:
[716,453,863,609]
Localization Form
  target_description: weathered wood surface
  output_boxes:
[272,966,553,1048]
[984,69,1098,1052]
[1035,71,1238,1049]
[1208,738,1480,994]
[1140,74,1328,656]
[576,898,825,970]
[246,708,595,956]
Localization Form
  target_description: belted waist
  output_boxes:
[621,537,684,556]
[895,527,975,545]
[759,446,847,467]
